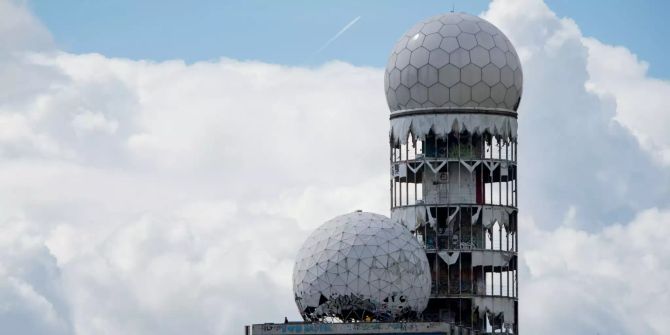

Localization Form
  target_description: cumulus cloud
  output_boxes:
[584,38,670,165]
[0,0,668,334]
[0,218,72,335]
[483,0,670,333]
[483,0,670,232]
[0,2,390,331]
[522,208,670,334]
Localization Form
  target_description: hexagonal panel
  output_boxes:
[481,97,496,108]
[438,24,460,37]
[406,99,421,109]
[458,20,480,34]
[461,64,481,86]
[438,64,460,87]
[459,13,479,22]
[500,66,514,88]
[439,37,459,53]
[439,14,462,25]
[410,47,430,68]
[386,53,397,72]
[493,34,509,52]
[386,88,398,108]
[475,31,495,49]
[463,100,479,108]
[491,83,506,103]
[410,84,429,103]
[428,83,450,105]
[428,49,449,68]
[505,86,519,108]
[423,33,442,50]
[490,48,506,68]
[395,85,411,105]
[400,66,419,87]
[449,48,470,68]
[389,68,401,89]
[396,49,411,68]
[470,46,490,67]
[422,21,442,34]
[457,33,477,50]
[477,21,499,34]
[450,82,471,105]
[501,36,514,53]
[406,33,425,51]
[393,36,409,54]
[506,51,519,70]
[482,63,501,86]
[418,65,439,87]
[471,82,491,103]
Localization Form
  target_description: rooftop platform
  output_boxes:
[246,321,476,335]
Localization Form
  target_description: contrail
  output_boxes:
[315,16,361,54]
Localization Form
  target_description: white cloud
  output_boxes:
[0,219,72,335]
[483,0,670,232]
[482,1,670,333]
[584,38,670,165]
[0,10,390,331]
[71,110,118,135]
[0,0,668,334]
[521,208,670,334]
[0,0,52,54]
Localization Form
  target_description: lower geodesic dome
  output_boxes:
[292,211,431,322]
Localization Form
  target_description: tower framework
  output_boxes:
[385,12,522,334]
[390,116,518,333]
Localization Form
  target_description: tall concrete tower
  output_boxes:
[385,13,521,333]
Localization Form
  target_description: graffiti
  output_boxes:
[252,322,452,334]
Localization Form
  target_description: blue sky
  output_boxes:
[29,0,670,78]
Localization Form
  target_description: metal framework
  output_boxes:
[389,110,518,334]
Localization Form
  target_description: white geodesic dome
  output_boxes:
[385,12,523,112]
[292,211,431,322]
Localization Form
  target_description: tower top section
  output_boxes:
[385,12,523,114]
